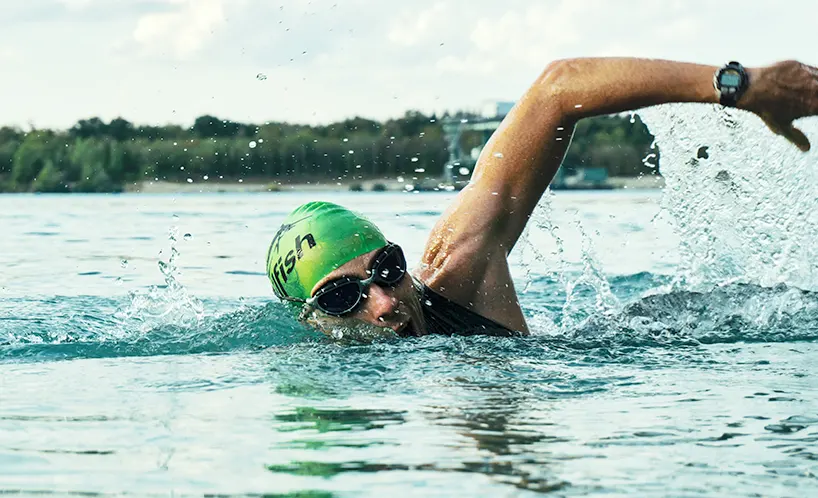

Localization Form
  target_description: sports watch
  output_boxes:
[714,61,750,107]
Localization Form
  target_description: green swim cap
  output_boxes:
[266,201,388,301]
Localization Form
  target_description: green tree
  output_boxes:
[108,118,135,141]
[70,118,107,139]
[192,115,244,139]
[0,127,23,178]
[31,159,66,192]
[11,131,58,189]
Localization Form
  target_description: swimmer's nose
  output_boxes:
[363,284,398,323]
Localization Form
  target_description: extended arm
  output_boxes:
[441,57,817,255]
[419,57,816,331]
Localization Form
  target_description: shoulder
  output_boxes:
[414,187,513,305]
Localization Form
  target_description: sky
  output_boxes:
[2,0,817,130]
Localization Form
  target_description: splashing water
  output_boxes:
[4,106,818,497]
[518,189,620,333]
[113,226,205,333]
[515,104,818,343]
[3,104,818,359]
[638,104,818,291]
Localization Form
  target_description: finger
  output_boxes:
[762,115,811,152]
[784,124,811,152]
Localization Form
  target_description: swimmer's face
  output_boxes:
[305,246,423,338]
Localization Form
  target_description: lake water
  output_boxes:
[2,106,818,496]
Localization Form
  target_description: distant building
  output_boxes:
[441,102,613,190]
[481,100,515,119]
[552,166,611,190]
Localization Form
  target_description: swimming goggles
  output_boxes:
[294,243,407,316]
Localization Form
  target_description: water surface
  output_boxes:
[2,106,818,496]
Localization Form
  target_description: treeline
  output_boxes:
[0,111,658,193]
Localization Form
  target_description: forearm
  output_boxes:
[466,56,815,255]
[540,57,724,122]
[470,58,724,246]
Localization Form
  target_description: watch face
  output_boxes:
[720,71,742,87]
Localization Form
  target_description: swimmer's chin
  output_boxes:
[395,320,418,337]
[304,311,418,343]
[331,320,417,343]
[323,323,401,343]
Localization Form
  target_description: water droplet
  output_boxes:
[574,104,583,108]
[397,176,404,183]
[458,167,470,175]
[343,138,349,142]
[249,141,257,148]
[172,215,179,220]
[183,233,192,241]
[348,150,354,154]
[415,168,425,173]
[120,259,129,268]
[411,157,419,162]
[258,139,264,143]
[187,178,193,183]
[493,152,504,158]
[256,73,267,81]
[424,299,432,306]
[203,175,209,180]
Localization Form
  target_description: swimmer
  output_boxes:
[267,58,818,339]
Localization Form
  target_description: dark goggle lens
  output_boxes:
[373,247,406,286]
[315,280,362,315]
[312,244,406,316]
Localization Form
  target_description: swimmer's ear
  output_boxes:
[760,113,811,152]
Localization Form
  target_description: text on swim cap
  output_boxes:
[271,233,316,297]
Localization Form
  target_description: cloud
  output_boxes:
[388,2,452,47]
[2,0,818,130]
[133,0,227,59]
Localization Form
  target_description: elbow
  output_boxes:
[533,58,580,120]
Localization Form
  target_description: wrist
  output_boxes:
[736,66,764,111]
[714,61,751,107]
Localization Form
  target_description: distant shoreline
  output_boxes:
[125,175,665,194]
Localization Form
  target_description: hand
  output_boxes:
[741,60,818,152]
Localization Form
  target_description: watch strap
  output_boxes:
[715,61,749,107]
